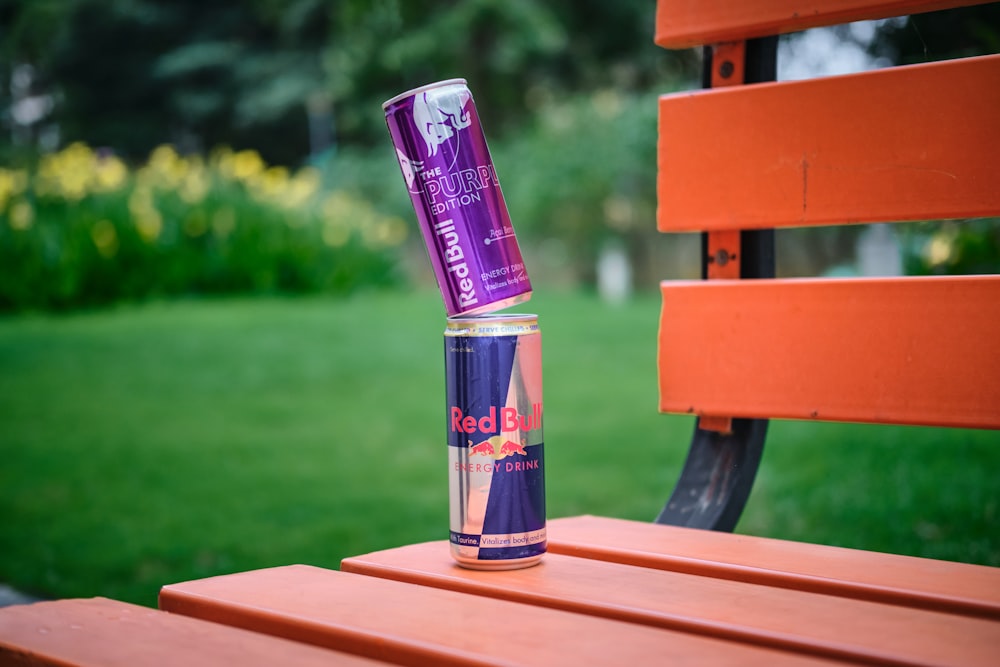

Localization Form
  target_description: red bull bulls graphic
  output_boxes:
[462,434,535,465]
[384,79,532,317]
[445,314,545,570]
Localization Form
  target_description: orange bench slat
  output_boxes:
[159,565,836,666]
[342,540,1000,667]
[655,0,989,48]
[657,54,1000,232]
[658,275,1000,429]
[0,597,387,667]
[546,516,1000,619]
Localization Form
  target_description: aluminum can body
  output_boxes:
[445,314,546,569]
[384,79,531,316]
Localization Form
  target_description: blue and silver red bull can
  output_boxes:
[384,79,532,316]
[445,314,546,569]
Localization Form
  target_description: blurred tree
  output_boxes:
[772,3,1000,277]
[0,0,691,164]
[869,4,1000,277]
[867,2,1000,64]
[326,0,695,146]
[0,0,332,164]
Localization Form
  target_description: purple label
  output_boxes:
[384,80,531,316]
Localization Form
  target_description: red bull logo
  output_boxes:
[458,434,539,473]
[466,435,531,462]
[499,439,528,457]
[450,404,543,435]
[394,84,479,197]
[412,86,471,158]
[468,439,496,457]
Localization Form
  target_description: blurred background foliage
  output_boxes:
[0,0,693,161]
[0,142,403,310]
[1,0,998,312]
[0,0,999,605]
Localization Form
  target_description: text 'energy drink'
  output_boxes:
[445,314,546,569]
[384,79,531,317]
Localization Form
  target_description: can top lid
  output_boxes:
[382,78,468,110]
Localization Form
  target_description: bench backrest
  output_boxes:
[653,0,1000,528]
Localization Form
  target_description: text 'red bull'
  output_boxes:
[434,218,478,308]
[450,404,543,435]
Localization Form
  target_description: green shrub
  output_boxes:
[0,143,407,312]
[493,90,663,285]
[899,219,1000,276]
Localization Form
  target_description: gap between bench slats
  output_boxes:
[655,0,990,48]
[0,597,386,667]
[657,54,1000,231]
[545,516,1000,619]
[658,275,1000,429]
[159,565,833,667]
[342,540,998,667]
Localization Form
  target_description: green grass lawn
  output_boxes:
[1,290,998,607]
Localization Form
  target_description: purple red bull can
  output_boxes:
[445,314,546,569]
[383,79,532,316]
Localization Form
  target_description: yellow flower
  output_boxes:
[321,191,352,220]
[60,171,89,200]
[128,186,154,217]
[129,186,162,242]
[284,178,317,210]
[179,166,210,204]
[33,142,131,200]
[257,166,290,200]
[94,155,128,192]
[134,164,156,189]
[0,168,28,211]
[0,170,14,211]
[322,218,351,247]
[378,216,408,247]
[147,144,187,189]
[289,166,321,203]
[925,225,959,267]
[8,200,34,230]
[231,149,264,181]
[149,145,179,172]
[40,142,95,200]
[210,146,235,179]
[135,210,163,243]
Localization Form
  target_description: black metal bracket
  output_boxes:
[655,36,777,532]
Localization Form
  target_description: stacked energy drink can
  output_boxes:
[445,315,545,569]
[383,79,531,317]
[384,79,545,569]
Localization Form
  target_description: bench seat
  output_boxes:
[159,563,832,666]
[152,516,1000,666]
[0,596,391,666]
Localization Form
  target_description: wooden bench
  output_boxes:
[652,0,1000,530]
[151,517,1000,666]
[2,1,998,665]
[9,516,996,666]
